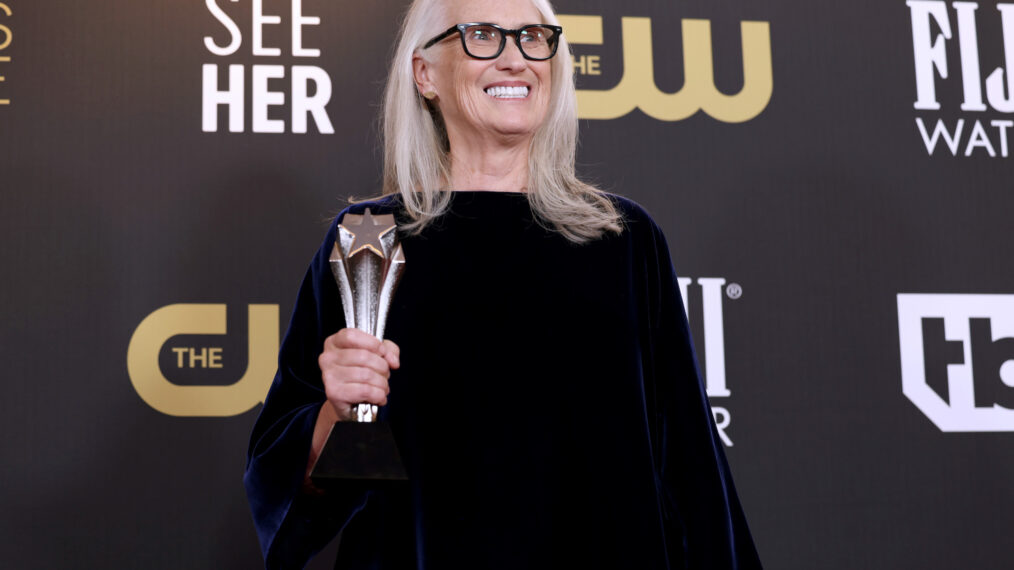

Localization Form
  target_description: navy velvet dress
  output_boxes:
[244,191,761,569]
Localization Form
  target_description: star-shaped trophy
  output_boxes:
[311,208,408,484]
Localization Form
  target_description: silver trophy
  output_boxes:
[330,208,406,422]
[311,208,408,484]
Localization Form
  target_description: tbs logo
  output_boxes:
[897,294,1014,432]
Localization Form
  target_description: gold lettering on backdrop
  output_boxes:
[558,15,773,123]
[170,346,225,368]
[126,304,278,417]
[0,2,12,106]
[572,55,601,76]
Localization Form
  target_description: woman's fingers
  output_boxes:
[319,353,391,393]
[326,328,383,351]
[322,366,390,409]
[318,329,400,416]
[322,329,401,369]
[319,347,391,378]
[380,339,401,369]
[323,367,390,406]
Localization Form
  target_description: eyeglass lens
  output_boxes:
[463,25,556,59]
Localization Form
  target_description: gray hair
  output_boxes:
[380,0,622,242]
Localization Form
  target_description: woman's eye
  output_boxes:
[470,28,497,42]
[520,29,546,43]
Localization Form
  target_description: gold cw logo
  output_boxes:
[558,15,773,123]
[126,304,278,417]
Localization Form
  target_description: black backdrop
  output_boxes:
[2,0,1013,568]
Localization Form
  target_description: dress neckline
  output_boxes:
[440,190,535,223]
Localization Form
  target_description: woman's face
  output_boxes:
[416,0,553,148]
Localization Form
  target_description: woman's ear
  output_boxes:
[412,52,437,100]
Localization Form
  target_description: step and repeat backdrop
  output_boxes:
[2,0,1012,568]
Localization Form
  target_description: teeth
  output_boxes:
[484,85,529,98]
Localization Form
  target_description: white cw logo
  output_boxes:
[897,294,1014,431]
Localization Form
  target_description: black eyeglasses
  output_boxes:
[423,23,563,61]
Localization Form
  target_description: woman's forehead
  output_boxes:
[441,0,543,27]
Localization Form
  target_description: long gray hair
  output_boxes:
[380,0,622,243]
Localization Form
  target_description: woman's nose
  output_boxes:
[495,38,528,71]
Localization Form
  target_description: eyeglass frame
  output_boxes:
[422,23,564,61]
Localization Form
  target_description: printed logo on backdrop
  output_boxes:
[908,1,1014,157]
[200,6,773,130]
[0,2,12,107]
[127,281,746,446]
[897,294,1014,431]
[558,15,772,123]
[680,278,745,447]
[127,304,279,416]
[203,0,334,133]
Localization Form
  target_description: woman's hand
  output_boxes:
[306,329,401,481]
[317,328,401,422]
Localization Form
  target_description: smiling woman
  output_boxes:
[412,1,556,182]
[379,0,622,243]
[243,0,762,568]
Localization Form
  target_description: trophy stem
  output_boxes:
[354,403,378,422]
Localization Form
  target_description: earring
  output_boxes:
[422,90,437,100]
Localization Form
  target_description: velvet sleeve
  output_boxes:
[639,216,762,569]
[243,216,369,569]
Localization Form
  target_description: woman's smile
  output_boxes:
[483,82,531,99]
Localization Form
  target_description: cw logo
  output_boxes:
[558,14,773,123]
[126,304,278,417]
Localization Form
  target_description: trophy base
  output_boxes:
[310,421,408,486]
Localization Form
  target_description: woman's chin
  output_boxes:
[491,127,538,143]
[482,117,541,141]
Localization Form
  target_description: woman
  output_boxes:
[244,0,761,568]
